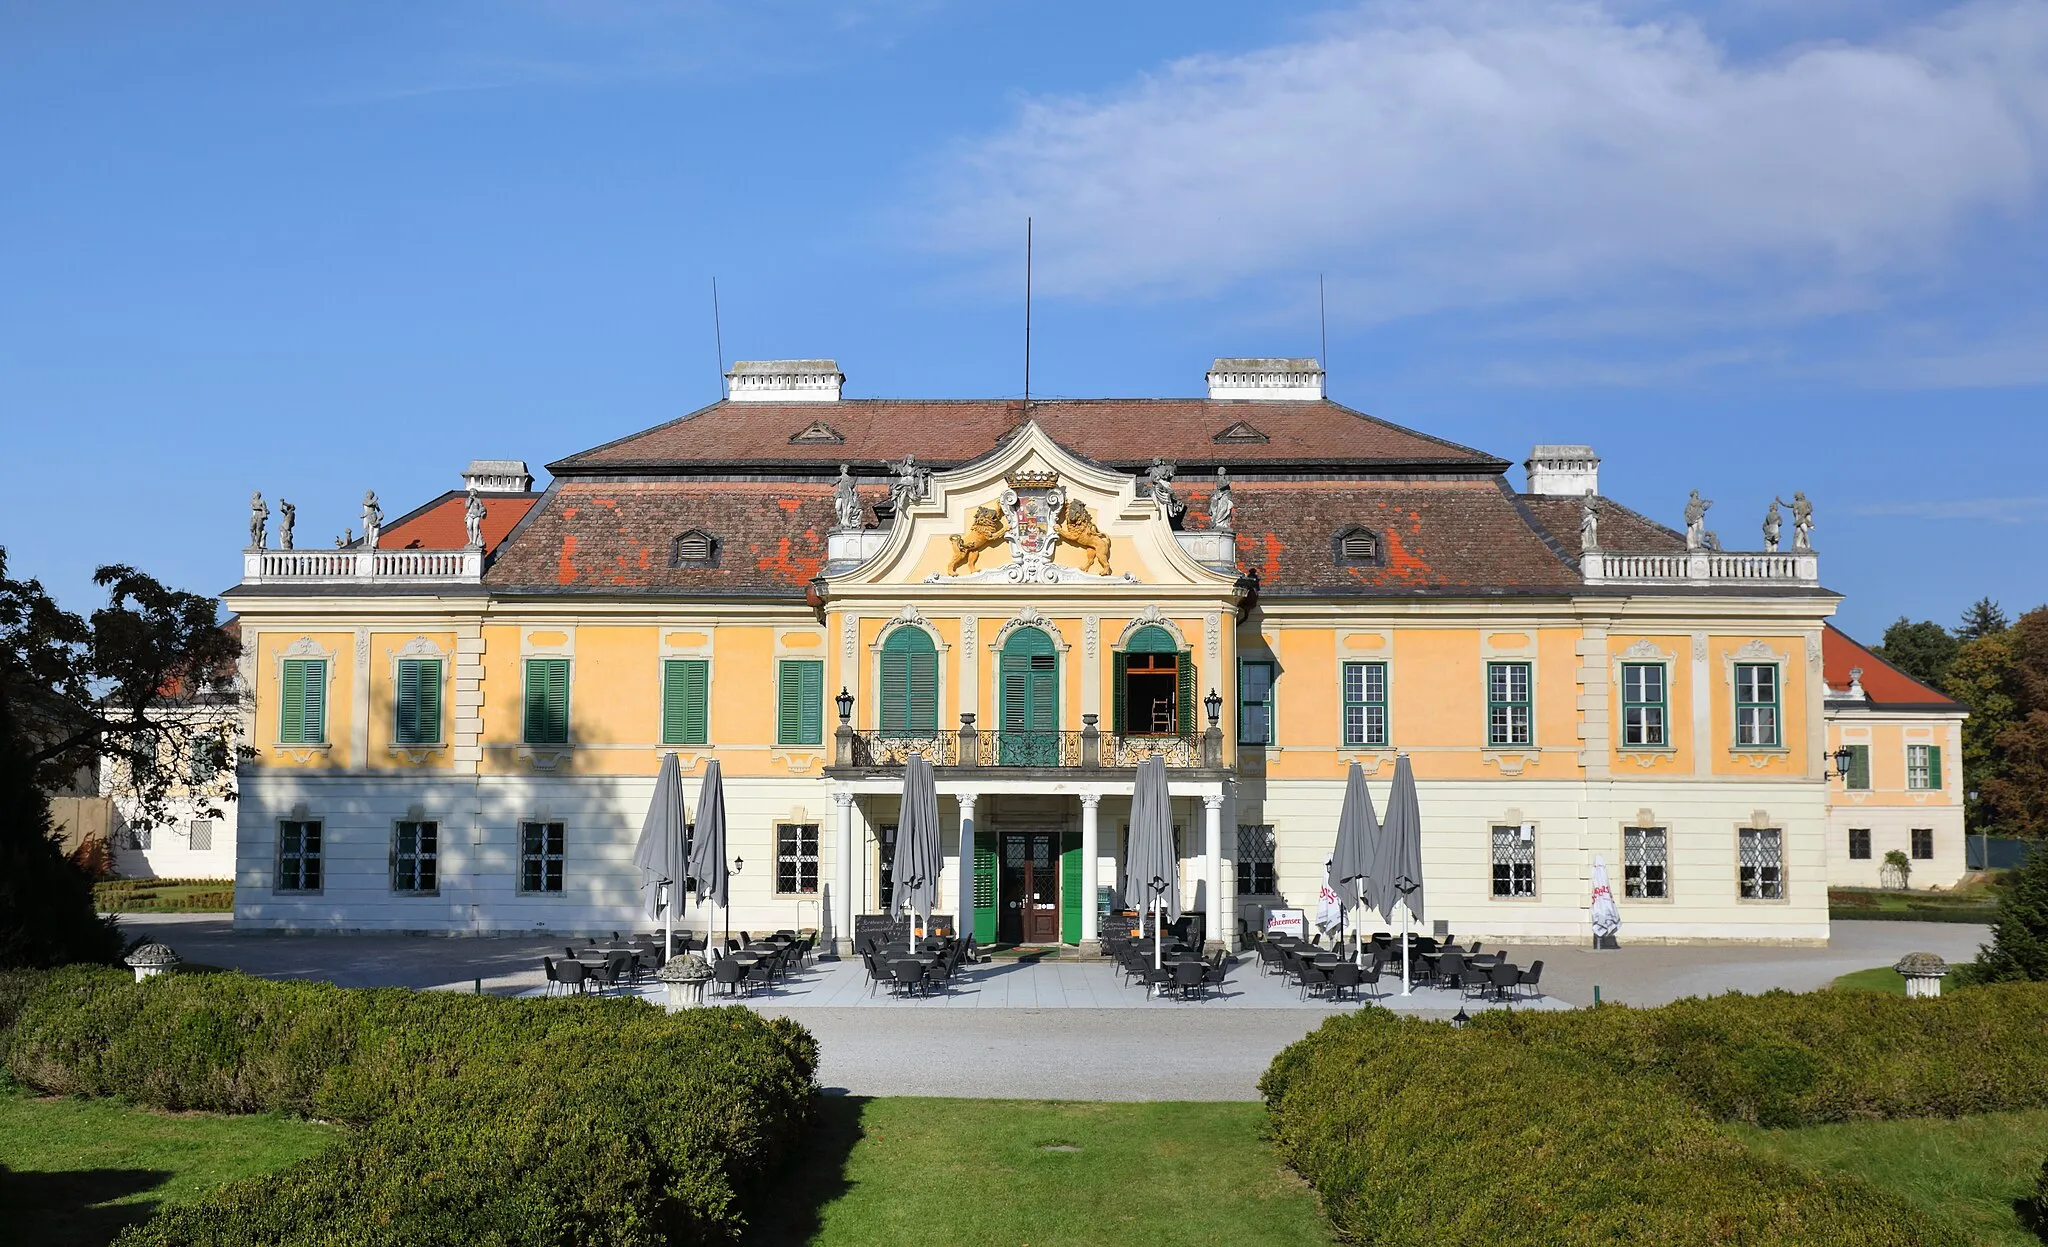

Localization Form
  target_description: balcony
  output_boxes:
[834,716,1218,774]
[1581,548,1818,588]
[240,547,484,586]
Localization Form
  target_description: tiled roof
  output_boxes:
[548,401,1507,474]
[378,492,539,554]
[1517,494,1685,554]
[1823,625,1960,710]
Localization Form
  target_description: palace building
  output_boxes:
[224,357,1962,949]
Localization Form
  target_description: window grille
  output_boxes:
[277,819,322,892]
[1734,663,1779,747]
[1490,825,1535,898]
[188,818,213,852]
[1487,663,1532,747]
[392,820,438,894]
[1235,824,1277,895]
[777,822,819,894]
[1620,663,1666,747]
[1848,828,1871,860]
[1622,827,1666,899]
[878,824,897,912]
[1738,828,1783,899]
[1911,828,1934,860]
[520,821,565,894]
[1342,661,1387,747]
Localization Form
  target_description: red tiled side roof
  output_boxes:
[1824,625,1960,709]
[549,401,1506,473]
[378,493,539,554]
[1518,495,1685,554]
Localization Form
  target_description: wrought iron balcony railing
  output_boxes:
[841,724,1210,770]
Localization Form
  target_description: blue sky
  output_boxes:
[3,0,2044,639]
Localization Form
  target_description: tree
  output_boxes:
[0,548,242,967]
[1980,608,2048,840]
[1960,842,2048,985]
[1946,630,2021,836]
[1875,617,1960,689]
[1957,597,2010,642]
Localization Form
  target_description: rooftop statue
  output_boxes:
[248,492,269,550]
[279,499,296,551]
[1145,458,1185,530]
[1762,499,1782,553]
[1684,489,1712,550]
[361,491,383,547]
[464,485,486,549]
[1579,491,1599,553]
[1789,490,1814,551]
[832,464,865,531]
[1210,467,1235,532]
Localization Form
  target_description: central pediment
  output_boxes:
[821,422,1239,593]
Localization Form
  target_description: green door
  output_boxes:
[999,627,1059,765]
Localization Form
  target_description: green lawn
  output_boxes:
[1830,965,1908,994]
[0,1086,337,1247]
[1829,883,2002,923]
[746,1097,1331,1247]
[1735,1108,2048,1247]
[93,878,234,913]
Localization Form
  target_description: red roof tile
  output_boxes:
[1517,494,1685,554]
[378,492,539,554]
[1824,625,1959,709]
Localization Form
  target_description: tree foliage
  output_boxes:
[0,547,242,967]
[1875,617,1960,689]
[1961,840,2048,985]
[1946,629,2020,835]
[1957,597,2010,642]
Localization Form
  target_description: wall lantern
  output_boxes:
[835,686,854,725]
[1827,745,1856,781]
[1203,688,1223,728]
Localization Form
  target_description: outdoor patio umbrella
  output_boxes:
[686,758,730,946]
[1123,754,1179,969]
[631,751,688,959]
[892,754,943,944]
[1330,761,1380,966]
[1590,854,1621,948]
[1373,753,1426,995]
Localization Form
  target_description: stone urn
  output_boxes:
[1894,952,1950,999]
[659,952,714,1012]
[124,942,180,983]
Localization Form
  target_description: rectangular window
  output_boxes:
[188,818,213,852]
[1848,828,1872,860]
[1906,744,1941,790]
[1623,827,1667,899]
[278,658,328,745]
[1486,662,1532,747]
[391,820,438,894]
[520,821,565,894]
[1490,825,1536,898]
[1911,828,1934,860]
[1238,660,1275,746]
[776,822,819,894]
[1341,661,1388,748]
[1734,663,1780,748]
[661,659,710,746]
[1738,828,1783,899]
[1620,663,1667,748]
[277,819,322,892]
[776,660,824,746]
[1845,745,1871,791]
[1235,824,1277,895]
[394,657,444,746]
[523,658,571,745]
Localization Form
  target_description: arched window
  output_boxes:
[998,627,1060,765]
[1115,624,1193,737]
[1335,526,1380,565]
[672,530,716,565]
[878,627,938,736]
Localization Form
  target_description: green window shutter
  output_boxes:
[395,658,440,745]
[778,662,803,743]
[1111,652,1128,734]
[778,660,823,745]
[800,660,823,744]
[525,659,569,744]
[306,662,326,743]
[417,659,441,744]
[907,648,938,734]
[1927,746,1942,790]
[524,660,546,742]
[662,659,708,746]
[879,629,938,736]
[280,660,306,743]
[1847,744,1870,790]
[1061,832,1082,944]
[1177,651,1196,737]
[879,649,908,734]
[973,833,998,943]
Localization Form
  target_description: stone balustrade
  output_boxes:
[1582,548,1818,587]
[241,547,483,586]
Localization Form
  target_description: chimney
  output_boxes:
[462,460,534,493]
[724,359,844,403]
[1205,358,1325,401]
[1523,445,1600,497]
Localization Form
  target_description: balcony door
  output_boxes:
[998,627,1059,765]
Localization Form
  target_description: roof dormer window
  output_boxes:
[672,530,717,566]
[1336,527,1381,564]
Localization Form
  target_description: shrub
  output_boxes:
[1469,983,2048,1127]
[1260,1010,1963,1247]
[2022,1156,2047,1235]
[1957,838,2048,985]
[4,967,818,1246]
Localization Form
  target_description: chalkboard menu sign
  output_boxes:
[853,914,957,946]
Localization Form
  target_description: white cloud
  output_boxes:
[918,1,2048,329]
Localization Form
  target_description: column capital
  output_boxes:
[1078,792,1103,810]
[1202,792,1226,811]
[832,789,855,808]
[956,791,980,814]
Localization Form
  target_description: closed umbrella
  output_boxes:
[632,752,688,958]
[892,754,943,944]
[1123,755,1179,969]
[1590,854,1621,948]
[1313,857,1343,937]
[1374,753,1426,994]
[686,759,729,947]
[1330,761,1380,966]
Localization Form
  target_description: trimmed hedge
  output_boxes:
[1469,983,2048,1127]
[1260,1010,1961,1246]
[3,966,817,1246]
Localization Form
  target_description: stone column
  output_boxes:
[833,791,854,955]
[1079,793,1102,952]
[957,792,979,945]
[1203,793,1225,954]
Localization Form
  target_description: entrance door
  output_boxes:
[998,832,1061,944]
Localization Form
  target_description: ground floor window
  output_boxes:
[187,818,213,852]
[778,822,819,894]
[1911,828,1934,860]
[1739,828,1783,899]
[277,819,322,892]
[1235,824,1277,895]
[392,820,438,895]
[1490,825,1535,898]
[520,821,565,894]
[1848,828,1871,860]
[1623,827,1666,899]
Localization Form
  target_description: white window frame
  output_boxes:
[1341,661,1389,748]
[391,819,439,896]
[1489,824,1537,899]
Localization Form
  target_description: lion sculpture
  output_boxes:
[948,504,1009,574]
[1053,499,1114,575]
